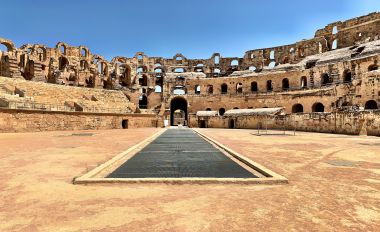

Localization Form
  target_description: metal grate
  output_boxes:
[107,129,257,178]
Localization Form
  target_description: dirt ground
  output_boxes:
[0,128,379,232]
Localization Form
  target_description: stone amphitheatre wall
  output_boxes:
[190,111,380,136]
[1,12,380,133]
[0,109,161,133]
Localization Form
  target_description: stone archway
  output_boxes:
[170,97,188,126]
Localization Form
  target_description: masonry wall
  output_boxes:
[190,111,380,136]
[0,109,162,133]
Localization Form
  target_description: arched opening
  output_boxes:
[236,83,243,94]
[37,48,45,62]
[231,59,238,66]
[60,45,66,55]
[300,76,307,88]
[343,70,352,83]
[249,66,256,71]
[59,57,68,71]
[321,73,331,86]
[312,102,325,112]
[267,80,273,92]
[139,95,148,109]
[228,119,235,129]
[122,119,129,129]
[219,108,225,116]
[81,48,87,57]
[170,97,188,126]
[119,65,131,86]
[23,60,35,80]
[139,75,148,86]
[173,87,186,95]
[331,39,338,50]
[207,85,213,94]
[154,67,163,73]
[282,78,289,90]
[270,50,275,60]
[0,43,10,52]
[332,26,338,34]
[214,55,220,64]
[368,64,378,71]
[221,83,228,94]
[251,82,258,92]
[80,60,88,71]
[233,107,239,109]
[214,68,221,76]
[364,100,378,110]
[154,85,162,93]
[195,85,200,95]
[174,68,185,73]
[199,120,207,128]
[268,61,276,68]
[206,108,212,111]
[292,104,304,113]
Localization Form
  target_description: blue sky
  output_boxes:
[1,0,379,60]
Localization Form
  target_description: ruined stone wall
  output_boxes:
[0,109,161,133]
[189,111,380,136]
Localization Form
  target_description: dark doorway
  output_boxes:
[170,97,188,126]
[365,100,378,109]
[292,104,304,113]
[312,102,325,112]
[199,120,206,128]
[228,119,235,129]
[122,119,129,129]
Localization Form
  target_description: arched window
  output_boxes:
[37,48,45,62]
[268,61,276,68]
[207,85,213,94]
[155,85,162,93]
[174,68,184,73]
[59,57,68,71]
[321,73,331,86]
[219,108,225,116]
[137,54,143,60]
[233,107,239,109]
[154,67,163,73]
[60,45,66,55]
[251,82,258,92]
[292,104,304,113]
[282,78,289,90]
[312,102,325,112]
[231,59,238,66]
[173,88,186,95]
[80,60,88,71]
[249,66,256,71]
[343,70,352,83]
[206,108,212,111]
[236,83,243,94]
[267,80,273,92]
[195,85,200,95]
[81,48,87,57]
[139,75,148,86]
[332,26,338,34]
[138,95,148,109]
[332,39,338,50]
[300,76,307,88]
[221,83,228,94]
[368,64,378,71]
[214,68,220,74]
[364,100,378,109]
[214,55,220,64]
[270,50,275,60]
[0,43,10,52]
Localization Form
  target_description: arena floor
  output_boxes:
[0,128,379,231]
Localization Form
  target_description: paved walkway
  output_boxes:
[107,128,256,178]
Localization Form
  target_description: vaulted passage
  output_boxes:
[107,129,257,178]
[170,97,188,126]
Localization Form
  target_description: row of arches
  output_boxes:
[292,103,325,113]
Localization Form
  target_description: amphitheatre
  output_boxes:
[0,11,380,231]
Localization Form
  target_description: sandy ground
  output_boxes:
[0,128,379,232]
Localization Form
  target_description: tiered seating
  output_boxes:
[0,76,135,113]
